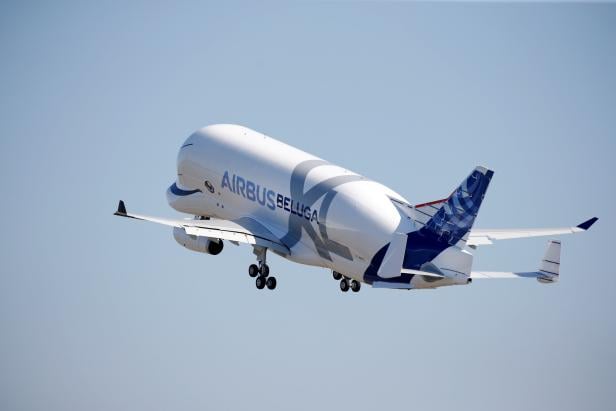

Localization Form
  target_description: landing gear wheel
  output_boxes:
[340,278,349,292]
[259,264,270,277]
[332,271,342,281]
[256,276,266,289]
[248,264,259,278]
[351,280,361,292]
[266,276,277,290]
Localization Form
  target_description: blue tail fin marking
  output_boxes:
[423,166,493,246]
[363,166,495,284]
[401,166,493,271]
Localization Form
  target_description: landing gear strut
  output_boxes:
[250,246,276,290]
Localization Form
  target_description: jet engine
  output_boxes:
[173,227,223,255]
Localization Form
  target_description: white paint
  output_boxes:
[116,124,596,291]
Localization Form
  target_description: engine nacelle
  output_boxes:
[173,227,223,255]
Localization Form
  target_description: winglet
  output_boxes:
[114,200,127,216]
[577,217,598,231]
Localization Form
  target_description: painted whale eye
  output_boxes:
[204,180,215,193]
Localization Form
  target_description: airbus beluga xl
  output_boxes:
[115,124,597,292]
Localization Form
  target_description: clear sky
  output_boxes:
[1,1,615,410]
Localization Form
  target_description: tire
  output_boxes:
[340,279,349,292]
[351,280,361,292]
[266,276,277,290]
[260,264,270,277]
[256,276,266,289]
[248,264,259,278]
[332,271,342,281]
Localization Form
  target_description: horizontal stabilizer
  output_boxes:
[400,268,445,278]
[471,240,561,283]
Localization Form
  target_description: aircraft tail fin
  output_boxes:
[421,166,494,246]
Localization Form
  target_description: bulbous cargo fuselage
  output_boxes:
[166,124,412,279]
[116,124,590,291]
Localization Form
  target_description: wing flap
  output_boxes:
[184,226,254,244]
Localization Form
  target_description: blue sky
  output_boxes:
[1,2,615,410]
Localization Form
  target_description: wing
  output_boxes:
[467,217,597,247]
[113,200,290,255]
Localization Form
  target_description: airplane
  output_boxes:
[115,124,597,292]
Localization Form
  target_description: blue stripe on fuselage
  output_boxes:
[362,229,449,285]
[169,183,202,196]
[402,229,449,270]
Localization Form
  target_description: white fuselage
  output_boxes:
[166,124,414,282]
[116,124,594,289]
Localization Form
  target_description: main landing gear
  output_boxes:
[250,247,276,290]
[333,271,361,293]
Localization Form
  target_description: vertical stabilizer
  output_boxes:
[423,166,494,246]
[402,166,493,271]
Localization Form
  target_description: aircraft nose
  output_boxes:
[167,181,204,214]
[166,182,179,209]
